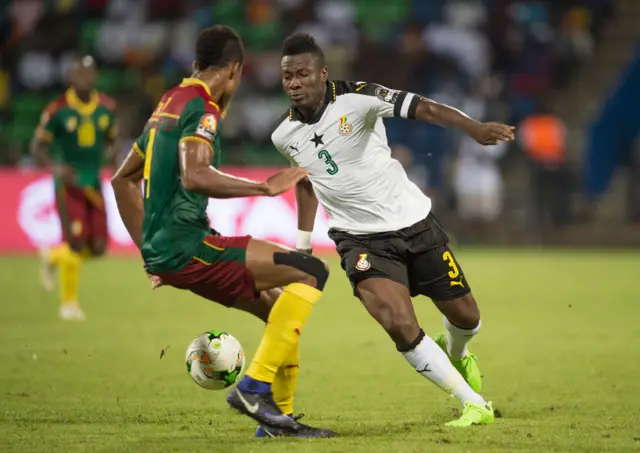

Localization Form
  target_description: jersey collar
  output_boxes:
[289,81,336,124]
[180,78,212,97]
[65,89,100,116]
[180,78,224,114]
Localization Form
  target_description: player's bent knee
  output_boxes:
[444,294,480,329]
[273,252,329,291]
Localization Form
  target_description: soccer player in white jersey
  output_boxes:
[272,34,515,427]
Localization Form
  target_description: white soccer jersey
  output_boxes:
[272,80,432,235]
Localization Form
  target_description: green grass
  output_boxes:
[1,250,640,452]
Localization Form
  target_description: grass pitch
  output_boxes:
[1,250,639,452]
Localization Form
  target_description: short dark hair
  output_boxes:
[282,33,325,64]
[195,25,244,70]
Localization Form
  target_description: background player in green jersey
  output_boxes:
[112,26,335,437]
[31,56,120,320]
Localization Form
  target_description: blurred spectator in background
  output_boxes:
[453,136,507,243]
[627,142,640,224]
[391,144,429,193]
[0,0,614,167]
[2,0,635,245]
[518,101,571,232]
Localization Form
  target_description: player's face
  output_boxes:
[70,63,96,93]
[281,54,327,108]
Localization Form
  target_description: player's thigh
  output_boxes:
[55,185,89,251]
[330,229,410,294]
[87,198,108,256]
[155,234,260,307]
[356,277,420,338]
[245,239,328,292]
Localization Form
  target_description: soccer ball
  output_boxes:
[185,331,246,390]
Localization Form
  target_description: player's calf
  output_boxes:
[434,292,480,332]
[229,240,330,432]
[434,294,483,392]
[356,278,489,420]
[53,239,86,319]
[356,278,420,349]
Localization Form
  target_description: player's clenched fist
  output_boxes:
[469,122,515,146]
[265,168,310,196]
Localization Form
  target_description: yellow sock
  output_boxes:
[273,343,300,415]
[48,243,70,266]
[59,248,82,306]
[246,283,321,383]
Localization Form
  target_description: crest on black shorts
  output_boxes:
[355,253,371,271]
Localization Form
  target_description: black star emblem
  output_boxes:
[310,133,324,148]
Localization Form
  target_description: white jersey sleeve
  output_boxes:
[351,82,421,120]
[272,124,298,167]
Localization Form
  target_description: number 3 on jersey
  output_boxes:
[318,149,339,175]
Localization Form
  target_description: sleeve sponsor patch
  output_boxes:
[375,86,399,104]
[196,113,218,140]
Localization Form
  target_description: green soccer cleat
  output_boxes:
[445,402,494,427]
[434,333,482,393]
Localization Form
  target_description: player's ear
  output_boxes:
[192,61,198,72]
[320,67,328,83]
[228,63,236,80]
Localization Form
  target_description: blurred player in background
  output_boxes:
[31,56,119,321]
[111,26,335,438]
[273,34,514,427]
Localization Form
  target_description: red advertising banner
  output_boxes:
[0,168,336,254]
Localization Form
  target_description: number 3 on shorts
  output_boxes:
[442,251,460,279]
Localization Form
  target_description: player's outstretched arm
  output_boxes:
[414,98,515,146]
[111,149,145,249]
[179,140,309,198]
[296,177,317,253]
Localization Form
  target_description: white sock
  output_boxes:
[403,332,486,406]
[443,317,481,360]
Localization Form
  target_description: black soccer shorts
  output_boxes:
[328,213,471,301]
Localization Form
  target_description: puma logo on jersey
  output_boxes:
[450,278,465,288]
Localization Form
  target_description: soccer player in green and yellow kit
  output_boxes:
[112,26,335,437]
[31,56,119,321]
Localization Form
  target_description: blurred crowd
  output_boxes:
[1,0,626,241]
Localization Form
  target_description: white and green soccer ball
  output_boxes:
[185,331,246,390]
